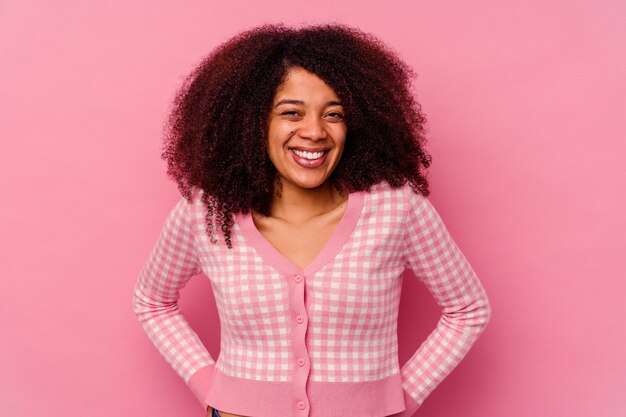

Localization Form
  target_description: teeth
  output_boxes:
[293,149,324,160]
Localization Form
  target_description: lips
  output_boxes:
[292,149,325,160]
[289,148,328,168]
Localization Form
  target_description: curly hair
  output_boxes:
[161,23,432,248]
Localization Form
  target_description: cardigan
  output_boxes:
[132,181,492,417]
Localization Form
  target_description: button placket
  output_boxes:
[290,272,311,416]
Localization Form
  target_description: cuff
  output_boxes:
[389,388,421,417]
[188,364,217,409]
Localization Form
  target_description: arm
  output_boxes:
[132,195,216,408]
[395,190,492,416]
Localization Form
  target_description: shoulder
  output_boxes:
[356,181,429,230]
[171,186,206,227]
[187,186,203,203]
[365,180,428,208]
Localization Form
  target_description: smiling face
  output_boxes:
[266,67,347,193]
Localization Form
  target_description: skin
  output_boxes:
[205,67,348,416]
[265,66,347,203]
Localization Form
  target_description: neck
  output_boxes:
[269,178,346,222]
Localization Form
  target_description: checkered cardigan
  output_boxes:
[132,182,491,417]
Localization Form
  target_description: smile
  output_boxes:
[289,148,329,168]
[291,149,325,160]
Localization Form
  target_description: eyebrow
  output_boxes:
[274,99,343,108]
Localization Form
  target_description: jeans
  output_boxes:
[211,408,221,417]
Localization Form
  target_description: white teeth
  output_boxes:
[292,149,324,160]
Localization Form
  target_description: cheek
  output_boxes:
[266,126,284,155]
[265,136,288,170]
[267,120,291,145]
[333,128,347,152]
[266,143,281,166]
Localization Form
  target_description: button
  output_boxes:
[294,274,303,283]
[296,314,304,324]
[297,357,305,367]
[297,400,306,410]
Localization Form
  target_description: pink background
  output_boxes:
[1,1,625,416]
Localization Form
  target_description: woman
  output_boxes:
[133,24,491,417]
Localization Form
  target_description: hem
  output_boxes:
[188,364,217,409]
[204,367,408,417]
[388,389,420,417]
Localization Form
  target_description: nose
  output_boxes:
[298,116,327,141]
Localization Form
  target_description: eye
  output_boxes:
[325,111,345,122]
[280,110,302,119]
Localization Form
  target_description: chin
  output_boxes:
[286,175,331,190]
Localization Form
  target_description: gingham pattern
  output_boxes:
[399,187,492,407]
[306,185,405,382]
[195,220,294,381]
[132,182,491,409]
[132,196,214,381]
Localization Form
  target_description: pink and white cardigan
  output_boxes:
[132,181,492,417]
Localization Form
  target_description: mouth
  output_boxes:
[291,149,326,160]
[289,148,329,168]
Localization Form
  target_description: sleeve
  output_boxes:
[131,195,217,409]
[394,190,492,417]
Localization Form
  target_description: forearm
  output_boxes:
[132,283,215,382]
[132,195,216,405]
[399,288,491,411]
[399,188,492,415]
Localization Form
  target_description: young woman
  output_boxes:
[133,24,492,417]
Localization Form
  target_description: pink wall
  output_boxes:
[1,1,624,416]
